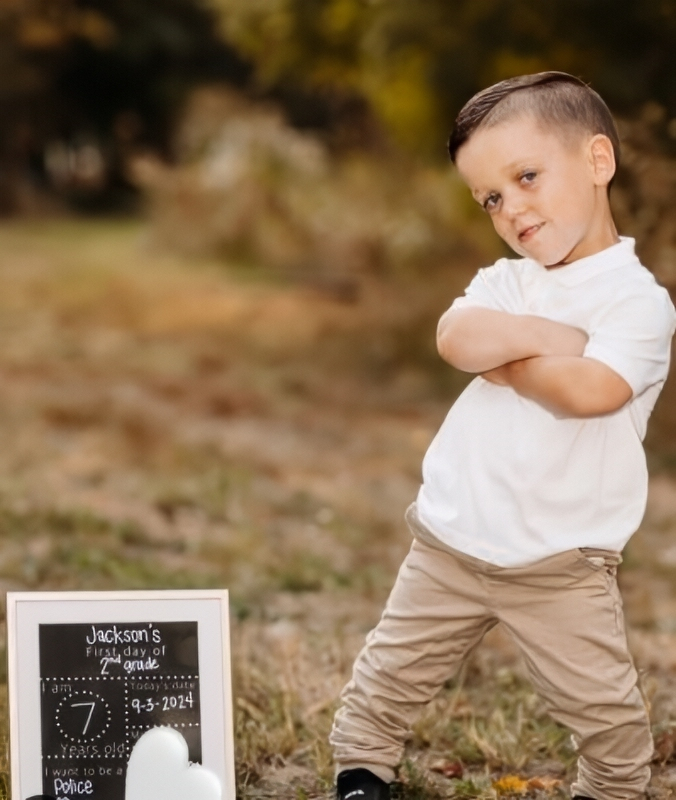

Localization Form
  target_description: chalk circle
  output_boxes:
[55,689,111,743]
[125,726,222,800]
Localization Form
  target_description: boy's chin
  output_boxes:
[511,241,569,267]
[503,229,574,265]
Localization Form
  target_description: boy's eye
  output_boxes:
[520,171,537,184]
[483,193,500,212]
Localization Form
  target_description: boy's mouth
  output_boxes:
[518,223,543,241]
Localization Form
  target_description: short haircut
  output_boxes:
[448,71,620,168]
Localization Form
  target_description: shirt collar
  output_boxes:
[534,237,638,286]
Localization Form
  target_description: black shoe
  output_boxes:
[336,768,391,800]
[572,796,596,800]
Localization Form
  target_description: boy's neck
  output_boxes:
[546,197,618,269]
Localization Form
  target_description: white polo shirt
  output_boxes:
[416,237,676,566]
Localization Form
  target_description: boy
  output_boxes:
[330,72,676,800]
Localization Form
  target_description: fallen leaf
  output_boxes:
[493,775,530,795]
[430,759,464,779]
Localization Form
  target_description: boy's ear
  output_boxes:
[589,134,616,187]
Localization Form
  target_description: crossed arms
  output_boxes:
[438,308,632,417]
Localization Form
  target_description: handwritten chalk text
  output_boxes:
[85,624,162,645]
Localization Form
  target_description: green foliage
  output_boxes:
[212,0,676,157]
[3,0,676,214]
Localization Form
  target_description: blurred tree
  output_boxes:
[213,0,676,158]
[0,0,251,212]
[2,0,675,211]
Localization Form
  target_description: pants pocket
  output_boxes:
[578,550,625,636]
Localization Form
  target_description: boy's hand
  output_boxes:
[481,356,633,417]
[438,308,588,372]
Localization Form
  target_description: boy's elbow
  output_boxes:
[437,334,458,367]
[437,329,476,371]
[436,317,465,368]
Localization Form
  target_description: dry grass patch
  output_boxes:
[0,220,674,799]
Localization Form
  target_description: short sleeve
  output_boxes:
[450,269,503,311]
[583,287,676,397]
[444,258,525,317]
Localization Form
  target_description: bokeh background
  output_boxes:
[1,1,676,798]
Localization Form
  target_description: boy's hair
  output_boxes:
[448,71,620,168]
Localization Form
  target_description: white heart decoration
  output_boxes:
[125,727,222,800]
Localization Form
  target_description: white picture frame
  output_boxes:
[7,590,235,800]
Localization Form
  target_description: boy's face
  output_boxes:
[455,114,616,266]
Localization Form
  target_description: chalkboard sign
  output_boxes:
[7,591,234,800]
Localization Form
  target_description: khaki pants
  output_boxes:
[330,505,653,800]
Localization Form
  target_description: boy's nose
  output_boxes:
[502,192,527,219]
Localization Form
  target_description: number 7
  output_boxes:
[71,702,96,735]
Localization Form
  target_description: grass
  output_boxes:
[0,219,675,799]
[0,505,210,591]
[410,668,575,773]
